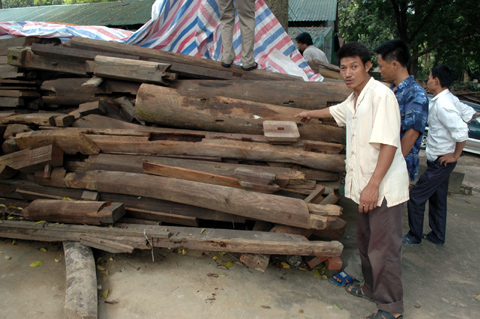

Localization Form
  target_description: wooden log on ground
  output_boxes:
[23,199,125,225]
[0,220,343,256]
[170,79,350,110]
[135,84,346,144]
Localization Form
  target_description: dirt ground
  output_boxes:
[1,152,479,319]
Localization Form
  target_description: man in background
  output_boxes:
[295,32,329,64]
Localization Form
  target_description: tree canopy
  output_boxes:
[338,0,480,81]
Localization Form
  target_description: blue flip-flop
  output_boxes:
[329,270,358,287]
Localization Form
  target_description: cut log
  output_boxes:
[13,130,100,155]
[65,37,301,82]
[0,144,63,174]
[87,136,345,172]
[69,170,314,229]
[92,55,173,85]
[312,218,347,240]
[135,84,346,144]
[22,199,125,225]
[0,220,343,256]
[170,79,351,110]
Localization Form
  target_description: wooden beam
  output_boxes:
[0,144,63,174]
[22,199,125,225]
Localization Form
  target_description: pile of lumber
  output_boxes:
[0,36,351,271]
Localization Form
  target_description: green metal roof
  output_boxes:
[289,0,337,22]
[0,0,155,28]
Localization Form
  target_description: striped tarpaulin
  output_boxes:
[0,0,320,81]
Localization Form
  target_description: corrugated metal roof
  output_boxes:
[0,0,155,27]
[289,0,337,22]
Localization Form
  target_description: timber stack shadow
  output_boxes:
[0,35,351,273]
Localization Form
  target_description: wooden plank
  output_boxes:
[143,161,242,189]
[234,167,276,185]
[0,220,343,256]
[34,167,67,188]
[0,97,23,107]
[125,207,198,227]
[30,42,140,61]
[13,130,100,155]
[0,113,55,126]
[87,136,345,172]
[238,181,280,193]
[0,90,40,98]
[3,124,32,139]
[304,185,326,204]
[75,170,314,229]
[0,164,17,180]
[0,144,63,174]
[93,55,172,84]
[80,237,134,254]
[263,121,300,143]
[23,199,125,225]
[66,37,302,82]
[307,203,342,216]
[135,84,346,144]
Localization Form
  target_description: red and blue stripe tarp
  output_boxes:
[0,0,321,81]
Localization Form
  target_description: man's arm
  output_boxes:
[400,128,420,157]
[439,141,466,166]
[359,144,397,213]
[295,108,333,123]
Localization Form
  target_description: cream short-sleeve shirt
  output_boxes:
[329,78,409,207]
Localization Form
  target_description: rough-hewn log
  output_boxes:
[23,199,125,225]
[0,144,63,174]
[170,79,350,109]
[135,84,346,144]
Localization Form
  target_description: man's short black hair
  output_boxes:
[374,39,410,67]
[432,64,455,88]
[295,32,313,46]
[337,41,371,66]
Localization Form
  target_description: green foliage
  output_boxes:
[337,0,480,81]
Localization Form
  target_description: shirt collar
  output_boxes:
[432,89,449,101]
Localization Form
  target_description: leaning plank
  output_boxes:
[0,144,63,174]
[0,221,343,256]
[22,199,125,225]
[13,130,100,155]
[135,84,346,144]
[76,170,314,229]
[143,161,242,189]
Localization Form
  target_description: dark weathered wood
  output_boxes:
[0,90,40,98]
[3,124,32,139]
[0,96,23,107]
[66,37,302,82]
[31,42,140,61]
[239,253,270,272]
[80,237,134,254]
[23,199,125,225]
[319,192,340,205]
[238,181,280,193]
[304,185,326,204]
[0,220,343,256]
[312,218,346,240]
[234,167,276,185]
[143,162,242,189]
[0,144,63,174]
[0,164,16,180]
[34,167,67,188]
[92,55,172,85]
[161,79,352,110]
[0,113,56,126]
[87,136,345,172]
[135,84,346,144]
[71,170,313,229]
[125,207,198,227]
[13,130,100,155]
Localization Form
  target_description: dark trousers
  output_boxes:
[357,199,404,314]
[407,159,457,244]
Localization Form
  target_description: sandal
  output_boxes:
[365,310,403,319]
[345,284,373,302]
[241,62,258,71]
[423,233,444,246]
[402,233,421,245]
[329,270,358,287]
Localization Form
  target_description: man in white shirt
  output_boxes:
[295,32,329,64]
[295,42,407,319]
[403,65,469,246]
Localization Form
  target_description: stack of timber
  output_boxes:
[0,35,351,271]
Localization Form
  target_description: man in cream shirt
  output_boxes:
[296,42,408,319]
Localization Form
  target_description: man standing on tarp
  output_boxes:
[218,0,258,71]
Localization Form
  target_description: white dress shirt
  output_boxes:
[303,45,329,63]
[426,89,469,161]
[329,78,409,207]
[449,91,476,122]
